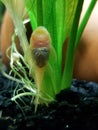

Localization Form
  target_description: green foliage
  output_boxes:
[0,0,97,109]
[62,0,84,89]
[25,0,79,96]
[75,0,97,50]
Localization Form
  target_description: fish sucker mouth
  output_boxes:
[32,47,50,67]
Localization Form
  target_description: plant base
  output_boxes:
[0,72,98,130]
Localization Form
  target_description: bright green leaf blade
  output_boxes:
[64,0,78,37]
[55,0,79,78]
[37,0,43,26]
[38,1,62,96]
[42,0,57,50]
[62,0,84,90]
[25,0,37,30]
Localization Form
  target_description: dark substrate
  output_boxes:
[0,71,98,130]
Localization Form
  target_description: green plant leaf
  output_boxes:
[62,0,97,90]
[75,0,97,50]
[1,0,97,107]
[25,0,85,103]
[25,0,37,30]
[62,0,84,89]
